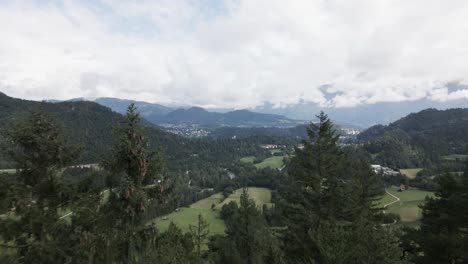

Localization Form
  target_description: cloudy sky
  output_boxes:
[0,0,468,108]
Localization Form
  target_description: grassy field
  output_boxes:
[254,156,285,169]
[240,155,286,169]
[217,187,273,209]
[240,156,255,163]
[399,168,422,179]
[442,154,468,161]
[379,186,435,223]
[240,147,287,170]
[152,187,272,234]
[378,193,398,207]
[153,207,226,235]
[0,169,17,174]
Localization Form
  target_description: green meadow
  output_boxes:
[379,186,435,223]
[152,187,272,235]
[399,168,423,179]
[441,154,468,161]
[254,156,285,169]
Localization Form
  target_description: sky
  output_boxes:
[0,0,468,109]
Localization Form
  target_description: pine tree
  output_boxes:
[97,104,172,263]
[212,188,283,264]
[288,111,346,223]
[403,171,468,263]
[150,223,195,263]
[345,160,383,222]
[284,112,407,263]
[283,112,346,262]
[0,109,79,264]
[190,213,210,262]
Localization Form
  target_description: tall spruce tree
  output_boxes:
[345,160,383,222]
[283,112,346,262]
[288,111,346,222]
[402,171,468,263]
[0,109,79,264]
[97,104,172,263]
[283,112,407,264]
[210,188,284,264]
[190,213,210,262]
[150,222,195,263]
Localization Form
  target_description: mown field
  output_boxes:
[240,149,287,170]
[399,168,422,179]
[379,186,435,223]
[151,187,272,235]
[441,154,468,161]
[240,156,255,163]
[254,156,285,169]
[0,169,16,174]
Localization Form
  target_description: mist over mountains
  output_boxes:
[252,98,468,128]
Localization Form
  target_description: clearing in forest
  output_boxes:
[399,168,423,179]
[152,187,272,235]
[240,156,255,163]
[254,156,285,169]
[379,186,434,223]
[441,154,468,161]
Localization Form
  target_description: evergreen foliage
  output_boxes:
[282,111,407,263]
[359,108,468,168]
[190,213,210,262]
[402,167,468,263]
[209,188,284,264]
[1,100,466,264]
[0,110,79,264]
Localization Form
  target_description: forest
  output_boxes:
[0,101,467,264]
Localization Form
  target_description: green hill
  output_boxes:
[358,108,468,168]
[0,92,188,167]
[0,93,272,190]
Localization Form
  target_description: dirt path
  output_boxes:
[383,189,400,208]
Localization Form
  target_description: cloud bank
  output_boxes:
[0,0,467,108]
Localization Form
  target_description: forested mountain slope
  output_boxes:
[147,107,300,127]
[358,108,468,167]
[0,92,186,166]
[0,93,269,186]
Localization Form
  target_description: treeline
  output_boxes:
[209,125,309,139]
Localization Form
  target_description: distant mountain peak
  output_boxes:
[41,96,305,127]
[187,106,208,112]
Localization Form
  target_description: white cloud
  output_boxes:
[0,0,467,108]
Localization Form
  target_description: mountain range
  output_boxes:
[61,98,305,128]
[59,95,468,128]
[3,91,468,171]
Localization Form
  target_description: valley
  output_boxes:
[0,93,466,263]
[2,2,468,262]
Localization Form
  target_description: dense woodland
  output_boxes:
[358,108,468,167]
[0,95,467,263]
[0,93,282,193]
